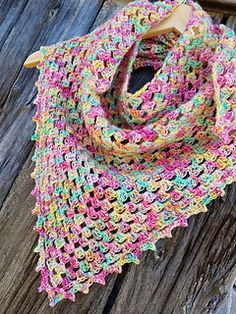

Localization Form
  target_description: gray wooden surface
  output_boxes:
[0,1,235,313]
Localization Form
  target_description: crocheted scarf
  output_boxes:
[30,0,236,306]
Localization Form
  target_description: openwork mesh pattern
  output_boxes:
[30,0,236,306]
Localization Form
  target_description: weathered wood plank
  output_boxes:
[0,2,121,314]
[202,0,236,5]
[114,0,236,14]
[0,0,104,207]
[199,0,236,14]
[0,1,236,314]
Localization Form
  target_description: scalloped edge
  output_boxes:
[30,173,236,307]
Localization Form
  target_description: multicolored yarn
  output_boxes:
[30,0,236,306]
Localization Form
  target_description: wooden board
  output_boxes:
[199,0,236,13]
[0,1,235,313]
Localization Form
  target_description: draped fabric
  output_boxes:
[31,0,236,306]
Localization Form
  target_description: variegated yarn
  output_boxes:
[30,0,236,306]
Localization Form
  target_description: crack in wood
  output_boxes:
[102,263,130,314]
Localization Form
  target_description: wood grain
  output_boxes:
[199,0,236,13]
[0,1,235,314]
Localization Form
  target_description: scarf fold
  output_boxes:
[31,0,236,306]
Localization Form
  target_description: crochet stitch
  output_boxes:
[30,0,236,306]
